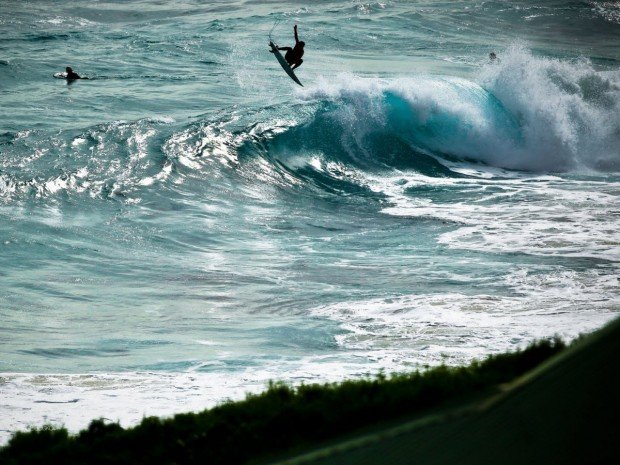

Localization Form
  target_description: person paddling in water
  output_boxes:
[65,66,88,80]
[276,24,305,70]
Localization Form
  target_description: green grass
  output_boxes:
[0,337,566,465]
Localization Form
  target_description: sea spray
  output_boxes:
[296,60,619,172]
[479,44,620,171]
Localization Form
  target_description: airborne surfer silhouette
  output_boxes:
[275,24,305,70]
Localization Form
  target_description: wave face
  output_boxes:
[259,77,519,176]
[1,0,619,445]
[287,61,619,173]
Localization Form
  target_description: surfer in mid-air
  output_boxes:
[274,24,305,70]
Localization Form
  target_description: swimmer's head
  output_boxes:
[489,52,497,60]
[66,66,73,73]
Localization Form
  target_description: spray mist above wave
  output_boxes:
[479,44,619,171]
[296,46,619,173]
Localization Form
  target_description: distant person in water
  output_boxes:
[276,24,305,70]
[489,52,498,62]
[65,66,87,80]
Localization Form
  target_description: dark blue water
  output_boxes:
[1,0,619,440]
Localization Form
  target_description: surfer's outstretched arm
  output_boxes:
[277,46,293,51]
[294,24,299,44]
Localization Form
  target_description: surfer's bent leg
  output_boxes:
[292,59,303,70]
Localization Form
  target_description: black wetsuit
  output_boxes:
[284,44,304,67]
[278,26,304,69]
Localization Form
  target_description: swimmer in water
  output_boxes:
[65,66,88,80]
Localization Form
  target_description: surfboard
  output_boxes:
[269,42,303,87]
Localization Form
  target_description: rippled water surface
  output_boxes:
[1,0,619,441]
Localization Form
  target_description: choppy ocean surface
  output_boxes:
[1,0,619,442]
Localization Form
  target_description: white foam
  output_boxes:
[298,47,620,172]
[311,270,619,364]
[591,1,620,24]
[478,43,620,171]
[0,354,406,445]
[361,169,620,261]
[0,372,264,445]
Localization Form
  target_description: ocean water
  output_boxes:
[1,0,619,442]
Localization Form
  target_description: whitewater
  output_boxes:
[1,0,619,442]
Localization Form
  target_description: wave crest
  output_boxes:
[291,49,619,173]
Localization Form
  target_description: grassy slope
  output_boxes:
[272,317,620,465]
[1,325,608,465]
